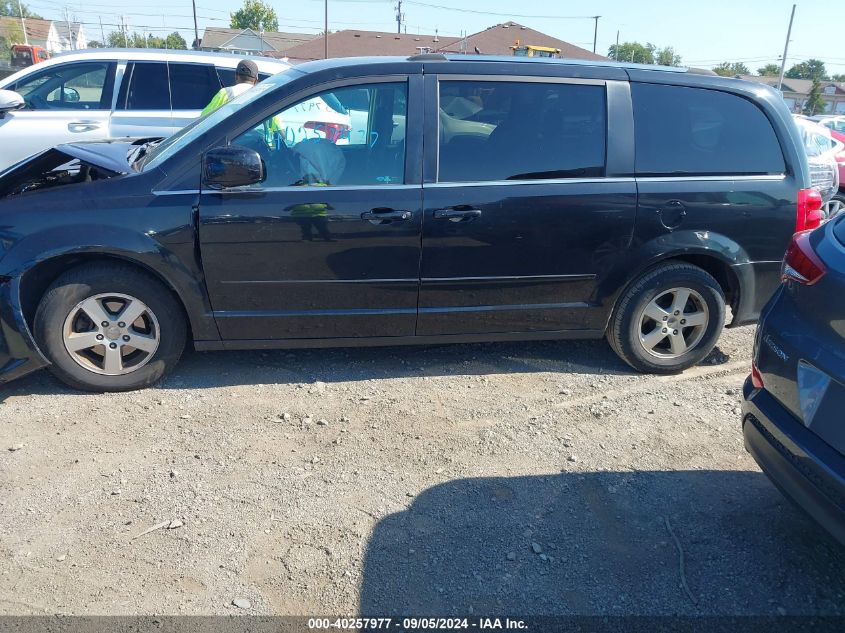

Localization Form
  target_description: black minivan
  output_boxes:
[0,54,821,391]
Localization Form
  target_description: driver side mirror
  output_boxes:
[203,146,265,189]
[0,89,25,117]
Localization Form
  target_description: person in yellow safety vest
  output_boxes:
[201,59,259,117]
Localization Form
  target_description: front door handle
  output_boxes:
[68,121,102,132]
[433,207,482,222]
[361,208,411,224]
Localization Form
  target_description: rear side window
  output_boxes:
[438,80,606,182]
[119,62,170,110]
[632,83,785,176]
[169,63,221,110]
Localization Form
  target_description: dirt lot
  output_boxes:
[1,325,844,617]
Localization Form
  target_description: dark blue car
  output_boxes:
[743,216,845,545]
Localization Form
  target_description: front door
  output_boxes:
[198,78,423,341]
[418,76,637,336]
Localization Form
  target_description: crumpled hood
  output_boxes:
[52,139,147,174]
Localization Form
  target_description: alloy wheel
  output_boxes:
[62,293,160,376]
[824,198,845,220]
[637,287,709,359]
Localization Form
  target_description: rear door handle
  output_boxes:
[361,208,411,223]
[433,207,482,222]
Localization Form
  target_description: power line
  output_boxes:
[403,1,595,19]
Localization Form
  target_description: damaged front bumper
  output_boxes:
[0,275,48,384]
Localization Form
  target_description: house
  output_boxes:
[741,75,845,115]
[0,17,85,53]
[280,29,460,62]
[54,22,87,51]
[199,27,316,56]
[436,22,605,60]
[281,21,605,62]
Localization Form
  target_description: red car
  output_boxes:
[829,130,845,217]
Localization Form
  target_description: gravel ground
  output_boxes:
[1,326,844,616]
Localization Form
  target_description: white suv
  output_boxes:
[0,49,320,172]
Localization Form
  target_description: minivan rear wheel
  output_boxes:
[608,262,726,374]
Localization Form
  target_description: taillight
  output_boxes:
[751,362,764,389]
[796,188,824,232]
[782,230,826,285]
[304,121,351,143]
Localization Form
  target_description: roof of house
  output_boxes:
[0,17,53,43]
[741,74,845,96]
[435,22,605,60]
[281,29,461,61]
[199,27,315,53]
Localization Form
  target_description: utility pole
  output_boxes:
[592,15,600,54]
[615,30,619,61]
[64,7,74,51]
[191,0,200,50]
[121,15,128,48]
[324,0,328,59]
[17,0,28,45]
[396,0,403,34]
[777,4,796,92]
[99,16,105,46]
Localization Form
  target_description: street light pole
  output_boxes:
[777,4,796,92]
[324,0,329,59]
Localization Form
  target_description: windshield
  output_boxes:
[139,69,301,171]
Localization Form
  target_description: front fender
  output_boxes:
[0,224,220,342]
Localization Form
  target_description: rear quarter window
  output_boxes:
[169,63,221,110]
[632,83,785,176]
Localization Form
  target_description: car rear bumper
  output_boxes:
[0,276,48,385]
[742,376,845,545]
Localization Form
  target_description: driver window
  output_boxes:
[232,82,407,187]
[13,62,112,110]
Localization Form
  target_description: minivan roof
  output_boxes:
[293,53,716,75]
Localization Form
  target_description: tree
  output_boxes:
[165,32,187,50]
[832,73,845,82]
[803,77,826,116]
[87,40,105,48]
[0,1,42,18]
[757,63,780,76]
[0,20,23,51]
[655,46,681,67]
[607,41,681,66]
[230,0,278,32]
[786,59,828,81]
[713,62,750,77]
[607,41,655,65]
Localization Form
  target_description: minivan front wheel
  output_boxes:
[608,262,726,374]
[34,262,187,392]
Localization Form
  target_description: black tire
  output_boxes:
[34,262,187,392]
[607,262,726,374]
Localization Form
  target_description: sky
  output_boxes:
[22,0,845,73]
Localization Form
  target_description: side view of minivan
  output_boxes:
[0,54,820,391]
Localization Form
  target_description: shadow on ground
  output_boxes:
[359,470,845,617]
[1,338,735,399]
